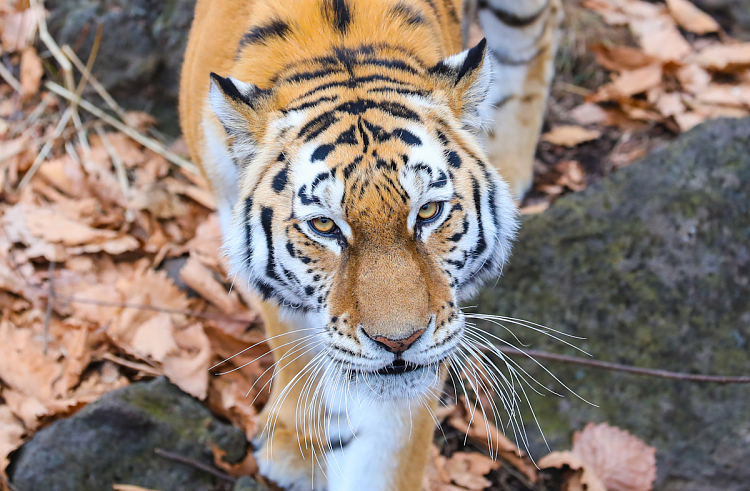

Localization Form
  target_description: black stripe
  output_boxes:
[323,0,352,33]
[284,95,339,113]
[298,111,339,141]
[312,144,335,162]
[471,176,487,256]
[282,68,346,84]
[392,128,422,146]
[479,0,548,27]
[335,99,420,121]
[292,75,418,101]
[244,197,254,259]
[336,125,358,145]
[390,2,427,25]
[272,166,288,193]
[260,207,279,281]
[446,150,461,168]
[239,19,290,48]
[442,0,459,23]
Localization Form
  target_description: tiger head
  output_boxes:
[210,40,518,401]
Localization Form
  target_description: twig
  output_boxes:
[100,352,162,377]
[154,448,236,483]
[95,125,133,220]
[45,81,198,174]
[0,61,22,92]
[61,44,128,122]
[16,106,74,190]
[43,260,55,354]
[496,346,750,384]
[30,0,74,92]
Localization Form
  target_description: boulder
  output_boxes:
[473,118,750,491]
[45,0,197,135]
[8,377,266,491]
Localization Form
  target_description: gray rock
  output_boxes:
[8,377,262,491]
[45,0,197,135]
[233,476,267,491]
[472,118,750,491]
[690,0,750,40]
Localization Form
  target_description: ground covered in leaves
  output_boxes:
[1,0,749,490]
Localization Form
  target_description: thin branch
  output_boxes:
[0,60,22,93]
[154,448,236,483]
[45,81,198,174]
[495,346,750,384]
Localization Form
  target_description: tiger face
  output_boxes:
[210,41,518,401]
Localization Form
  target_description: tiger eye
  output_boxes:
[311,217,336,234]
[418,202,439,221]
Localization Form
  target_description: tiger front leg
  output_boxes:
[475,0,564,199]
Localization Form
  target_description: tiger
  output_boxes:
[179,0,561,489]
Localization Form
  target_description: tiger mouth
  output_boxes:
[376,359,425,376]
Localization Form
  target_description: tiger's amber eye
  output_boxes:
[311,217,336,234]
[418,202,440,221]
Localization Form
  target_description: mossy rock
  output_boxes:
[8,377,263,491]
[472,118,750,491]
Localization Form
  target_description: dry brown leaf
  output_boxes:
[0,7,41,52]
[675,64,712,94]
[538,451,606,491]
[163,323,211,400]
[542,126,601,147]
[180,256,245,315]
[695,43,750,71]
[0,405,25,477]
[665,0,720,34]
[572,423,657,491]
[630,17,692,61]
[695,84,750,107]
[555,160,587,192]
[519,201,550,215]
[444,452,498,490]
[19,47,43,100]
[448,398,535,482]
[654,92,686,117]
[612,64,663,97]
[570,103,608,126]
[211,445,259,478]
[2,389,47,430]
[589,45,656,72]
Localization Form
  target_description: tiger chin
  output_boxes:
[179,0,560,489]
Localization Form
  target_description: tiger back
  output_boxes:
[179,1,560,490]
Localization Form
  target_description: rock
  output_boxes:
[45,0,197,135]
[234,476,267,491]
[473,118,750,491]
[7,377,265,491]
[690,0,750,39]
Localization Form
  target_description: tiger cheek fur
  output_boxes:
[180,0,560,489]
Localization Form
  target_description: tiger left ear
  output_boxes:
[208,73,271,162]
[429,39,492,128]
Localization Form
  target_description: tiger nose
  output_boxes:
[367,328,426,354]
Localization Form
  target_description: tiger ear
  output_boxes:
[429,39,492,128]
[208,73,269,162]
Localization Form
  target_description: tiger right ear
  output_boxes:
[429,39,492,128]
[209,73,270,161]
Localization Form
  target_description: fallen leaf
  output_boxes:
[19,48,43,100]
[555,160,587,192]
[654,92,686,117]
[630,17,692,61]
[695,84,750,107]
[211,445,258,477]
[589,45,656,72]
[675,64,712,94]
[0,7,41,52]
[695,43,750,71]
[572,422,657,491]
[179,256,245,315]
[444,452,497,490]
[0,405,25,476]
[163,323,211,400]
[665,0,720,34]
[612,64,663,96]
[538,451,606,491]
[570,103,609,126]
[542,126,601,147]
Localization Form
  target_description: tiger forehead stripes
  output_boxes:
[180,0,560,489]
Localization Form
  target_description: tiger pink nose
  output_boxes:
[367,329,426,354]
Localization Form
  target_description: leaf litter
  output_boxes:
[0,0,669,490]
